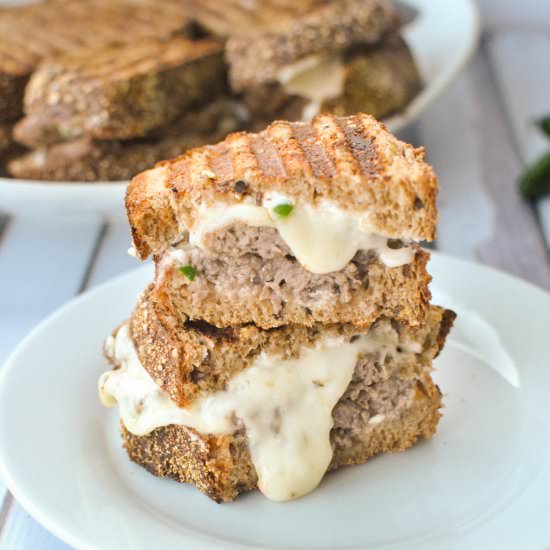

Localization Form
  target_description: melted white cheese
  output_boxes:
[276,54,346,121]
[99,323,393,501]
[188,194,415,274]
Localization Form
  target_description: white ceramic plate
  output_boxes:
[0,252,549,550]
[0,0,480,220]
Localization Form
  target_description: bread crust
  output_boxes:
[322,35,422,120]
[126,113,439,259]
[0,123,12,153]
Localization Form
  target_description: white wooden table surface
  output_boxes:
[1,1,550,548]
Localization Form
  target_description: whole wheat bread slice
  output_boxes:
[8,100,245,182]
[241,34,421,124]
[126,113,438,260]
[121,372,442,502]
[0,123,11,153]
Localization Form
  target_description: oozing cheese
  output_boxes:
[99,323,396,501]
[188,194,415,274]
[275,54,346,121]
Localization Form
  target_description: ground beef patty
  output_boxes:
[154,223,432,329]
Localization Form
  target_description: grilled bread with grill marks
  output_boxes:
[126,113,438,260]
[0,0,195,122]
[14,37,225,147]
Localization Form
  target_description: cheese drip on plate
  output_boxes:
[99,323,402,501]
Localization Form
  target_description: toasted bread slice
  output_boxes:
[8,136,197,183]
[127,113,438,260]
[125,285,454,408]
[14,37,225,147]
[153,224,431,329]
[0,0,195,121]
[225,0,400,90]
[320,35,422,119]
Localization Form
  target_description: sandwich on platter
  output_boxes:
[99,112,455,502]
[13,37,226,148]
[0,0,195,123]
[1,0,423,182]
[224,0,421,123]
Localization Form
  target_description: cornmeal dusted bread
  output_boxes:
[114,318,450,503]
[121,373,442,502]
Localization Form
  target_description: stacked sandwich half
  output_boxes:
[99,113,455,502]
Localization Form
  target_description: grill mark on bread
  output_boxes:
[336,114,380,178]
[251,132,286,178]
[209,143,236,185]
[78,45,168,77]
[226,132,262,181]
[266,121,312,178]
[127,113,439,259]
[291,123,336,178]
[312,113,362,176]
[72,38,221,80]
[9,22,82,53]
[180,148,217,192]
[0,30,51,59]
[0,0,192,80]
